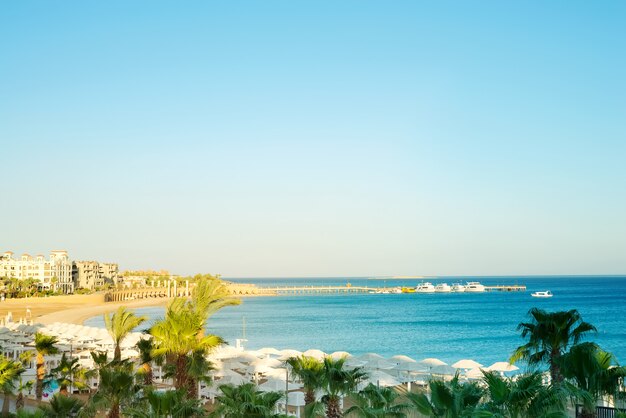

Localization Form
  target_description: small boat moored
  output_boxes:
[435,283,452,293]
[465,281,486,293]
[415,282,436,293]
[451,283,466,292]
[531,290,553,298]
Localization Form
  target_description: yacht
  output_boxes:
[391,287,403,294]
[451,283,466,292]
[465,281,486,292]
[531,290,553,298]
[415,282,436,293]
[435,283,452,293]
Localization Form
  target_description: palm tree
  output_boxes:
[104,306,147,361]
[81,359,140,418]
[0,358,25,417]
[558,342,626,418]
[510,308,596,384]
[125,388,207,417]
[318,357,367,418]
[407,373,483,418]
[150,306,223,398]
[34,332,59,401]
[211,383,289,418]
[16,351,34,411]
[136,337,155,386]
[474,370,567,418]
[150,277,238,398]
[286,355,324,406]
[346,383,409,418]
[38,394,84,417]
[49,353,93,395]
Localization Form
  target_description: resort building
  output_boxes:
[1,250,119,293]
[73,261,119,290]
[0,250,73,293]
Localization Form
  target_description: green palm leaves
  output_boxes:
[475,371,567,418]
[104,306,147,361]
[211,383,288,418]
[407,374,483,418]
[150,276,239,399]
[286,355,324,405]
[0,357,25,417]
[558,342,626,416]
[510,308,596,383]
[346,383,409,418]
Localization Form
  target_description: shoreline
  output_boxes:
[0,293,169,326]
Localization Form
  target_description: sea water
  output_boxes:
[84,276,626,366]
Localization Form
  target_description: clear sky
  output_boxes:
[1,1,625,277]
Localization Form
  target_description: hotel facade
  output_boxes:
[0,250,119,294]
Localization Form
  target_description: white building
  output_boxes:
[1,250,74,293]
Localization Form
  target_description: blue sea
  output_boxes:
[85,276,626,367]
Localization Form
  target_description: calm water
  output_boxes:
[85,276,626,366]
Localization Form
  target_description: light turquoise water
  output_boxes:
[85,276,626,366]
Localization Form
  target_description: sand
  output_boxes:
[0,293,167,326]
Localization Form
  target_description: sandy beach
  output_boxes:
[0,293,167,326]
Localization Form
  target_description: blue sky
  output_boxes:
[1,1,625,276]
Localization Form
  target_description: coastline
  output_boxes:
[0,293,168,326]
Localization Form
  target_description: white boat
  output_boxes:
[435,283,452,293]
[451,283,466,292]
[465,281,486,292]
[415,282,436,293]
[391,287,402,294]
[531,290,553,298]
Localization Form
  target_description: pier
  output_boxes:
[104,282,526,302]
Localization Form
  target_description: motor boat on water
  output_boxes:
[415,282,436,293]
[435,283,452,293]
[531,290,553,298]
[465,281,486,292]
[451,283,466,292]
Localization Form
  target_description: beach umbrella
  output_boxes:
[464,368,484,380]
[212,345,243,360]
[364,358,395,370]
[218,373,249,386]
[390,355,417,364]
[212,369,242,378]
[221,360,248,371]
[329,351,352,360]
[264,367,290,381]
[232,352,260,363]
[278,349,302,361]
[246,363,277,375]
[302,349,326,360]
[419,358,447,368]
[486,362,519,373]
[251,357,282,368]
[393,362,428,373]
[345,357,367,368]
[430,364,456,376]
[258,379,301,392]
[358,353,385,362]
[360,370,401,388]
[452,359,484,370]
[258,347,282,356]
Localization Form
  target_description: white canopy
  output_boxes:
[486,362,519,373]
[419,358,447,368]
[452,359,484,369]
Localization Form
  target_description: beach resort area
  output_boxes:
[4,0,626,416]
[0,276,623,417]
